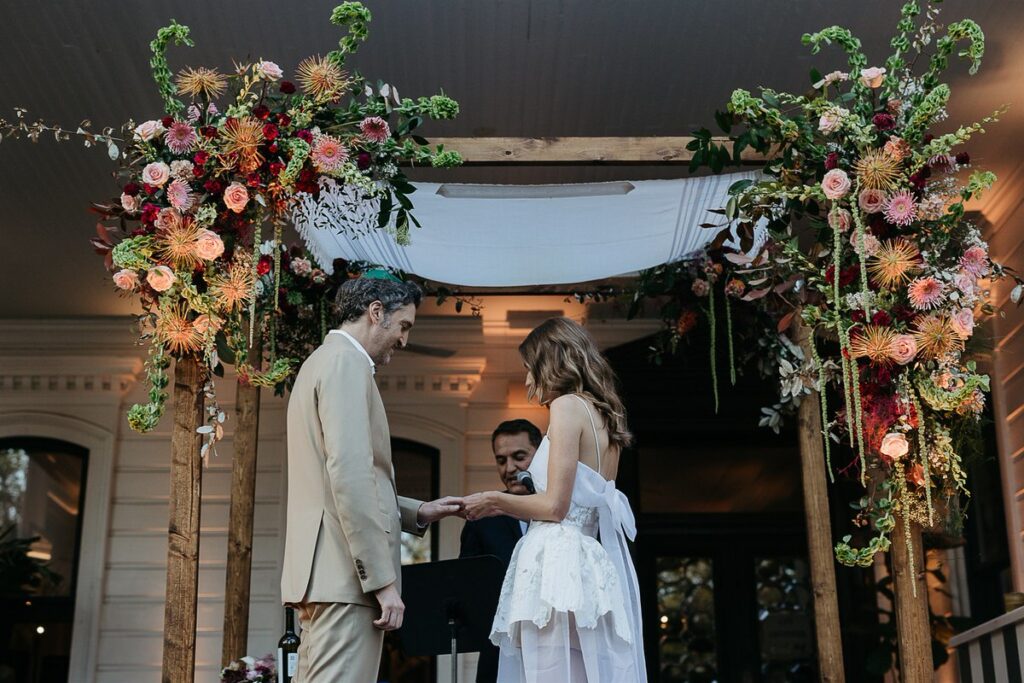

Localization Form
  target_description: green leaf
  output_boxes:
[396,192,413,210]
[810,67,823,86]
[714,110,732,134]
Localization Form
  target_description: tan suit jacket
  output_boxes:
[282,333,422,607]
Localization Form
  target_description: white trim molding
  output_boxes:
[0,411,118,683]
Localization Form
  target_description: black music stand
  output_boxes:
[398,556,506,683]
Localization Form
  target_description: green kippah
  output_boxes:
[361,268,402,283]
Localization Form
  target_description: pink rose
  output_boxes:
[146,265,176,292]
[818,108,847,134]
[223,182,249,213]
[828,208,852,232]
[850,231,881,256]
[879,432,909,460]
[889,334,918,365]
[950,308,975,338]
[291,257,312,276]
[133,120,165,142]
[691,279,710,297]
[859,67,887,88]
[142,161,171,187]
[154,208,181,231]
[955,271,977,296]
[821,169,851,200]
[858,188,887,214]
[120,193,138,214]
[195,229,225,260]
[255,60,283,81]
[112,269,139,290]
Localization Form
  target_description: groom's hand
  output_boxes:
[417,496,465,525]
[373,582,405,631]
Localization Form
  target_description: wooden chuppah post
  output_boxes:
[221,338,263,666]
[162,356,207,683]
[890,519,932,682]
[793,319,846,682]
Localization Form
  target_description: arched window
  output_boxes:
[0,437,88,683]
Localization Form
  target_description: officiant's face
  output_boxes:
[493,432,537,494]
[368,302,416,366]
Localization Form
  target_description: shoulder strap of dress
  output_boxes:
[572,394,602,471]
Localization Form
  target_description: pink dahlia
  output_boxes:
[907,276,945,310]
[960,245,989,277]
[166,179,194,212]
[165,122,199,155]
[884,191,917,226]
[311,134,348,172]
[360,116,391,143]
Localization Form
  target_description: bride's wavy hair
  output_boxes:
[519,317,633,449]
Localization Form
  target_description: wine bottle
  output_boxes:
[277,607,300,683]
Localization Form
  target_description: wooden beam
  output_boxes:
[891,518,932,682]
[428,136,767,165]
[162,356,206,683]
[221,340,263,667]
[793,319,846,683]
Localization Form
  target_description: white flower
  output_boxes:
[255,60,283,81]
[133,120,165,142]
[813,70,848,89]
[259,240,277,255]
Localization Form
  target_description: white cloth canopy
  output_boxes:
[294,172,758,287]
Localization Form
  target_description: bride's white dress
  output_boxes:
[489,396,646,682]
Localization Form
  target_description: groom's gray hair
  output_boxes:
[335,277,422,324]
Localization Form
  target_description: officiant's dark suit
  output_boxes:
[458,419,542,683]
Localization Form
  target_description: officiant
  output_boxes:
[458,419,541,683]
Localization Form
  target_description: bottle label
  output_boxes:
[287,652,298,676]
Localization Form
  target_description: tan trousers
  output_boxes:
[294,602,383,683]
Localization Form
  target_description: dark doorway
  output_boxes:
[606,330,878,682]
[380,437,440,683]
[0,437,89,683]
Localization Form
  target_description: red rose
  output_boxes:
[161,115,174,128]
[297,129,313,143]
[280,81,296,94]
[201,126,218,139]
[269,162,285,176]
[298,168,315,182]
[955,152,970,165]
[268,142,279,154]
[246,172,262,188]
[263,123,279,141]
[204,179,224,194]
[824,152,839,170]
[356,151,372,170]
[850,309,866,323]
[278,113,291,127]
[872,113,896,131]
[194,151,210,165]
[123,182,141,196]
[253,105,270,120]
[871,310,892,326]
[257,255,272,275]
[193,165,205,178]
[143,183,158,195]
[141,203,159,223]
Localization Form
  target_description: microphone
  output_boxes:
[515,470,536,494]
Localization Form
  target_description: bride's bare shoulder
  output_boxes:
[548,394,587,424]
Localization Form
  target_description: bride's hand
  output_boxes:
[463,491,502,521]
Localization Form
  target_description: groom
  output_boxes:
[281,274,463,683]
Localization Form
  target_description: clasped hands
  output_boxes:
[416,492,503,525]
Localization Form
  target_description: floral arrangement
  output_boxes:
[220,654,276,683]
[3,3,461,453]
[651,1,1023,575]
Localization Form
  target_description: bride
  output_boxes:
[463,317,646,682]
